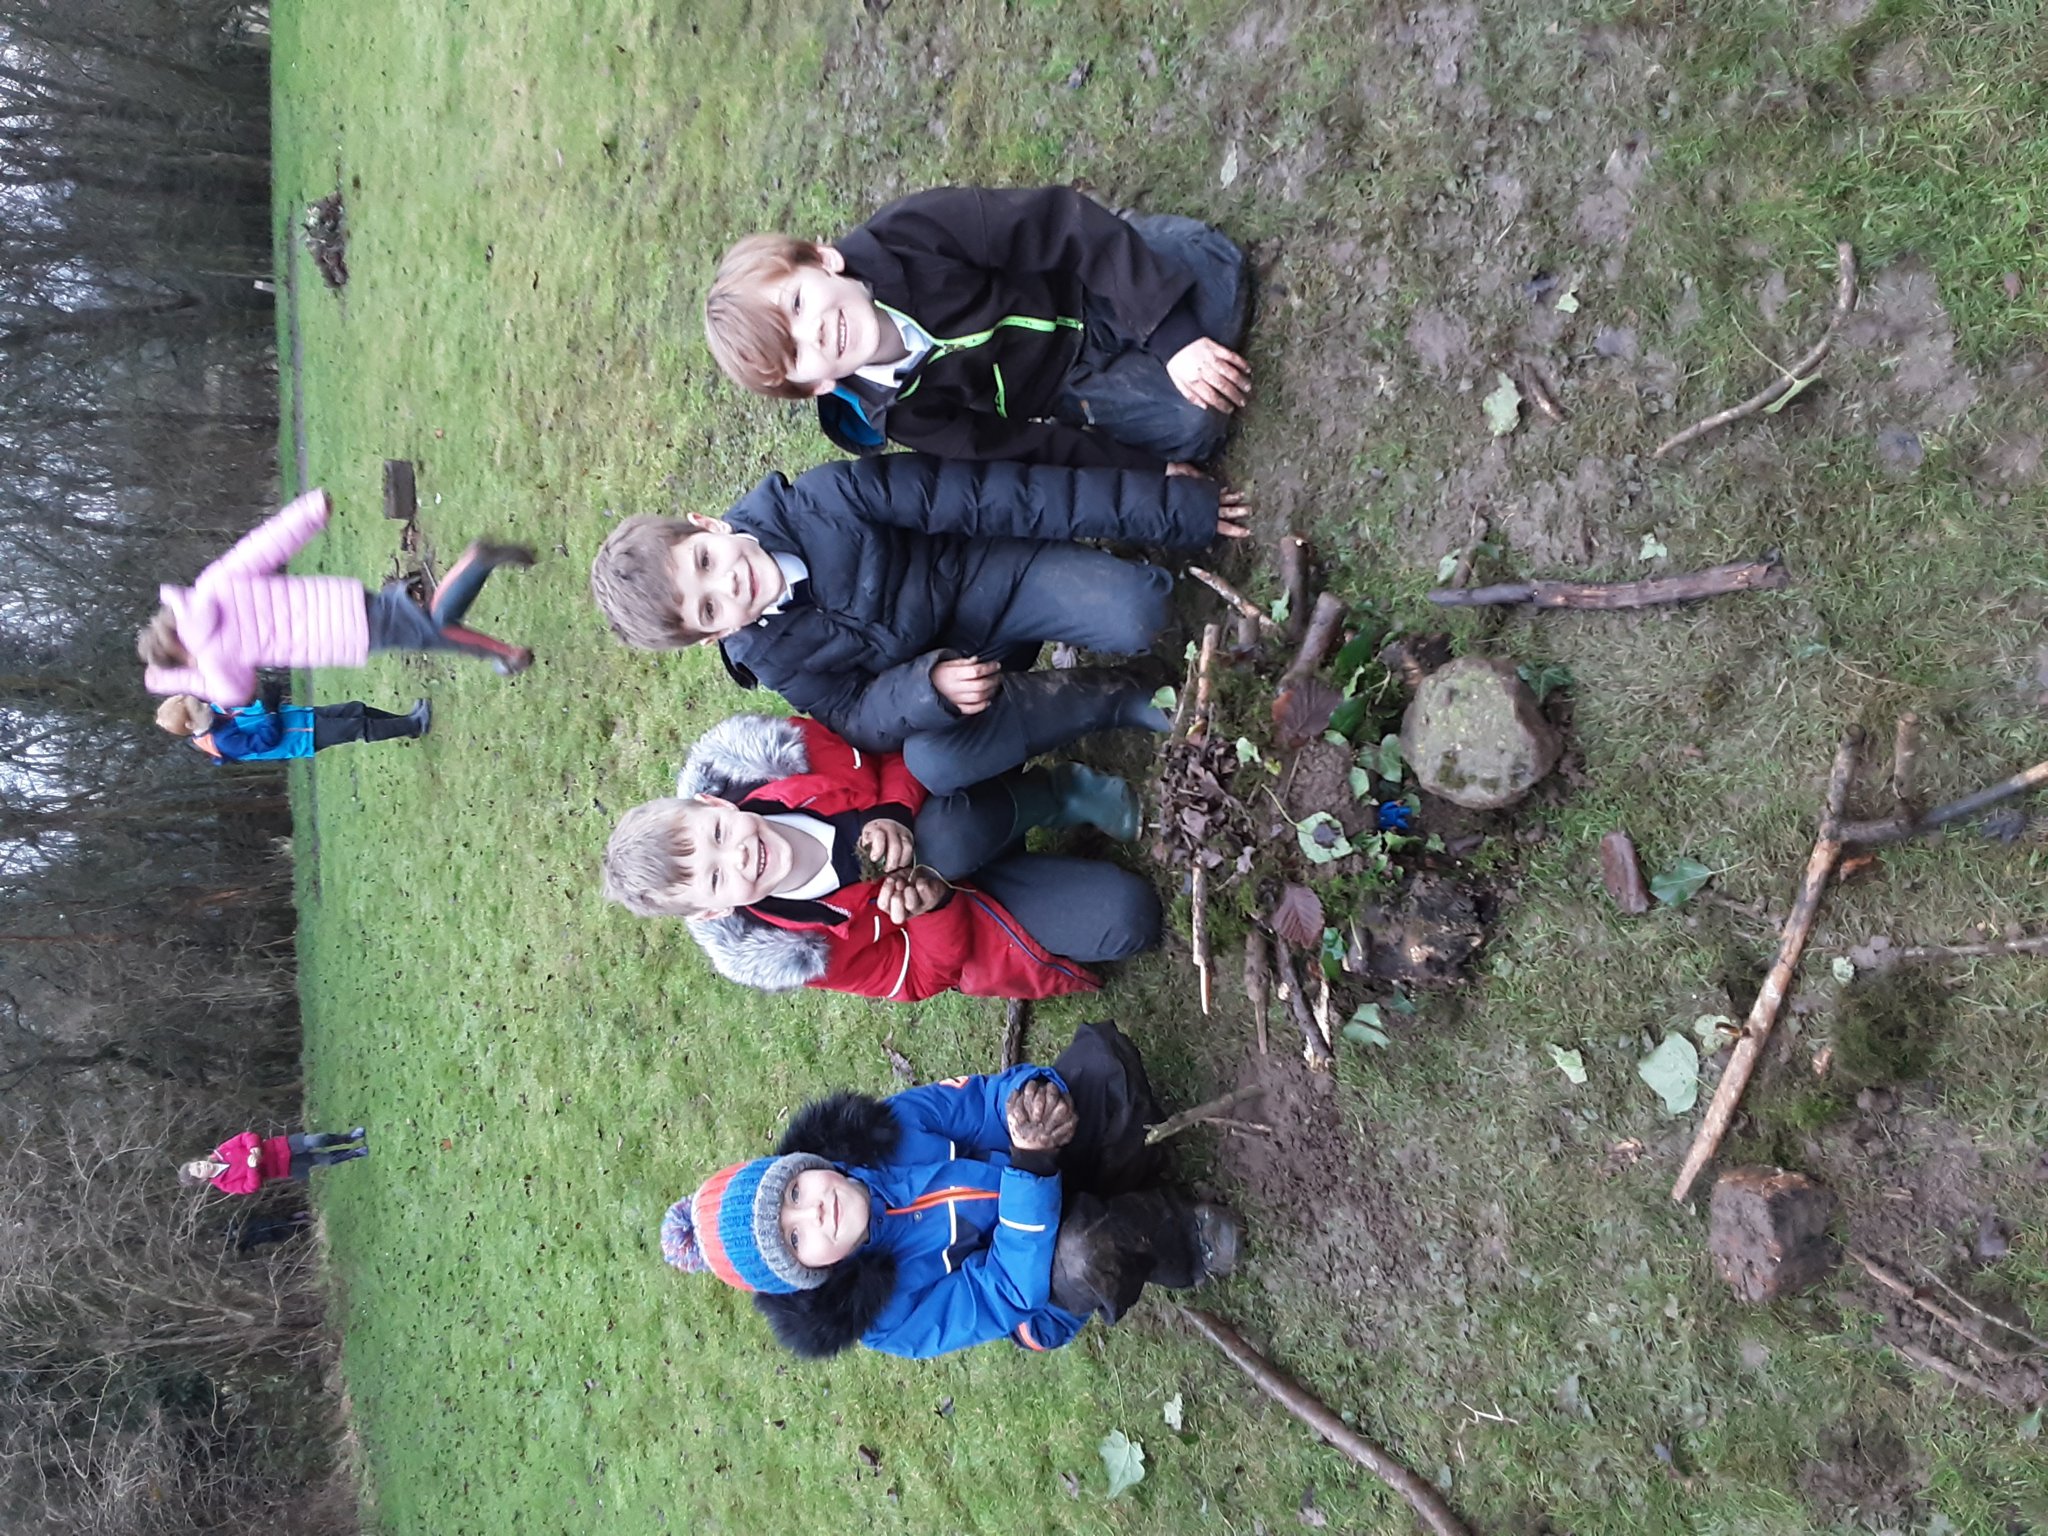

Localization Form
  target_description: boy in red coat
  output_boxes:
[600,714,1158,1002]
[177,1128,367,1193]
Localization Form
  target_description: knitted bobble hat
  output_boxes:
[660,1153,834,1294]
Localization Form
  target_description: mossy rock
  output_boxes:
[1399,656,1561,810]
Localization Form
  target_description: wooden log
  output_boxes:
[1244,930,1271,1055]
[1279,593,1349,689]
[1835,757,2048,846]
[1671,730,1861,1202]
[1276,535,1311,643]
[1271,936,1333,1070]
[1427,555,1789,610]
[1653,242,1858,459]
[1175,1307,1473,1536]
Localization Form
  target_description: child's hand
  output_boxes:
[1165,461,1209,479]
[1214,490,1252,540]
[932,657,1002,716]
[1167,338,1251,413]
[858,818,916,873]
[1005,1079,1078,1153]
[877,868,947,923]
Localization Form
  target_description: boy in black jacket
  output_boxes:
[589,453,1248,793]
[703,185,1250,471]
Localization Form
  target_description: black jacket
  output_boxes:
[715,453,1217,751]
[825,186,1208,470]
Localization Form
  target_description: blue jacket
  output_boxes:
[754,1066,1089,1361]
[192,703,313,762]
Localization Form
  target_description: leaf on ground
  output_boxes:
[1347,766,1373,799]
[1326,692,1370,741]
[1274,676,1344,748]
[1343,1019,1390,1048]
[1378,733,1404,781]
[881,1037,916,1084]
[1268,590,1290,625]
[1762,373,1816,414]
[1162,1393,1184,1431]
[1547,1044,1588,1084]
[1516,660,1573,702]
[1692,1014,1735,1051]
[1830,956,1856,984]
[1150,685,1176,712]
[1639,532,1669,561]
[1330,628,1380,693]
[1235,736,1260,766]
[1436,552,1461,583]
[1099,1430,1146,1499]
[1298,812,1354,864]
[1482,371,1523,436]
[1555,288,1580,313]
[2019,1405,2043,1442]
[1270,884,1324,948]
[1638,1035,1701,1115]
[1319,925,1348,978]
[1219,143,1240,187]
[1649,857,1713,906]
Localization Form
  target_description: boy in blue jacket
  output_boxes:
[589,452,1249,793]
[660,1023,1239,1361]
[156,692,430,761]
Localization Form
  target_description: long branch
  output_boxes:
[1835,758,2048,846]
[1175,1307,1472,1536]
[1144,1087,1266,1145]
[1428,555,1789,609]
[1671,729,1861,1202]
[1654,242,1858,459]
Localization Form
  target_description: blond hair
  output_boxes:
[703,233,829,398]
[155,695,210,735]
[600,799,704,917]
[136,607,188,667]
[590,515,707,650]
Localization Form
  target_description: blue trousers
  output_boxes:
[1052,213,1250,464]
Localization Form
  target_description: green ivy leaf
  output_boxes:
[1150,685,1176,712]
[1235,736,1260,766]
[1555,288,1580,314]
[1327,694,1370,741]
[1483,372,1523,436]
[1099,1430,1146,1498]
[1638,1035,1701,1115]
[1516,661,1573,702]
[1268,591,1290,625]
[1382,990,1419,1015]
[1348,766,1373,800]
[1830,956,1856,984]
[1639,532,1669,561]
[1436,552,1461,583]
[1298,812,1354,864]
[1649,857,1713,907]
[1320,925,1348,978]
[1547,1044,1588,1084]
[1343,1005,1389,1047]
[1378,733,1404,782]
[1330,629,1380,694]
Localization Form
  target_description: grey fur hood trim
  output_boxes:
[687,910,829,994]
[677,714,808,803]
[679,715,825,992]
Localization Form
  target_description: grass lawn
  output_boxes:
[275,1,2048,1531]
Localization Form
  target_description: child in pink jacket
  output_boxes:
[139,489,534,706]
[178,1127,368,1194]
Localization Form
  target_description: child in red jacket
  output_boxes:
[177,1127,367,1194]
[600,713,1158,1002]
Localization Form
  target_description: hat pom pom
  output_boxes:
[660,1199,707,1272]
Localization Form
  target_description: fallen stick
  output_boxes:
[1210,1118,1275,1136]
[1175,1307,1473,1536]
[1521,363,1567,423]
[1279,593,1349,687]
[1835,757,2048,846]
[1671,729,1862,1202]
[1187,566,1279,634]
[1915,1262,2048,1353]
[1881,933,2048,966]
[1890,712,1922,812]
[1190,622,1221,742]
[1000,998,1030,1070]
[1244,929,1272,1055]
[1233,612,1262,650]
[1144,1086,1266,1145]
[1848,1248,2019,1364]
[1444,514,1489,591]
[1271,936,1333,1069]
[1885,1338,2020,1407]
[1167,629,1204,741]
[1428,554,1789,609]
[1653,241,1858,459]
[1191,864,1213,1016]
[1277,535,1311,643]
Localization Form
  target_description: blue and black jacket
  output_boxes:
[189,702,315,762]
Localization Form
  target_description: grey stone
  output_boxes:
[1400,656,1562,809]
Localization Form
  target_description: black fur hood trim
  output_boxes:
[754,1092,907,1357]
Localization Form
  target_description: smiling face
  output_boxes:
[668,519,785,640]
[777,1165,870,1270]
[756,248,898,394]
[660,798,799,917]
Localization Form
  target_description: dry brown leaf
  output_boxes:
[1271,884,1325,948]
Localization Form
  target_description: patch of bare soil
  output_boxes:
[1798,1419,1925,1528]
[1405,306,1476,380]
[1859,38,1951,101]
[1837,256,1980,427]
[1573,137,1654,260]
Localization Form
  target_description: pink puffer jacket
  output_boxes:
[144,490,371,706]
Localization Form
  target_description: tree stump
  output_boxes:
[1399,656,1561,810]
[1708,1167,1841,1302]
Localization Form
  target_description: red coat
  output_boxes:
[694,717,1099,1002]
[210,1132,292,1195]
